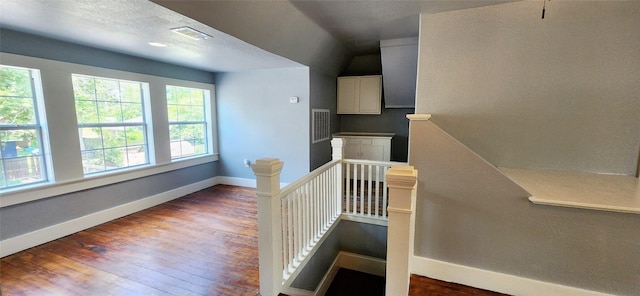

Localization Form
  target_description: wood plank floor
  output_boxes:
[1,184,506,296]
[1,185,260,296]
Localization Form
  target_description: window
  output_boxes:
[72,74,150,174]
[166,85,209,159]
[0,65,49,190]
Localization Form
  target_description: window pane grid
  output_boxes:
[73,74,149,175]
[166,85,209,160]
[0,65,48,190]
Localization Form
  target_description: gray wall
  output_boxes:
[216,68,311,182]
[409,121,640,295]
[0,163,217,240]
[153,0,350,76]
[417,1,640,175]
[309,68,339,170]
[291,220,387,291]
[0,28,215,84]
[411,2,640,294]
[339,53,415,162]
[340,109,413,162]
[0,30,219,240]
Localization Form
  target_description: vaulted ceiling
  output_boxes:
[0,0,515,75]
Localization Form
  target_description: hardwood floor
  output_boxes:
[409,274,509,296]
[1,185,260,296]
[1,184,507,296]
[320,268,507,296]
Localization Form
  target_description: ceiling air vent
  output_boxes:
[170,26,212,40]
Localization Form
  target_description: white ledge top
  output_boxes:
[500,167,640,215]
[406,114,432,121]
[332,132,395,138]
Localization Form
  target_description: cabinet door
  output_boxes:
[358,76,382,114]
[361,145,385,161]
[371,139,391,161]
[337,77,359,114]
[344,144,361,159]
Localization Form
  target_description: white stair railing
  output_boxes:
[252,138,413,295]
[279,159,342,282]
[343,159,407,220]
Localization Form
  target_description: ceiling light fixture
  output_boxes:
[170,26,212,40]
[148,42,168,47]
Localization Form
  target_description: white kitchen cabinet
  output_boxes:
[337,75,382,114]
[333,132,393,161]
[334,133,394,181]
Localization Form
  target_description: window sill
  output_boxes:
[500,167,640,215]
[0,154,218,208]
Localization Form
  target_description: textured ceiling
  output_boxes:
[0,0,302,72]
[290,0,517,54]
[0,0,516,73]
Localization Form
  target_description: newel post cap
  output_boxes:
[251,158,284,176]
[386,165,418,189]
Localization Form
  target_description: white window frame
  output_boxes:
[0,53,218,208]
[0,65,52,190]
[166,85,213,160]
[72,74,151,175]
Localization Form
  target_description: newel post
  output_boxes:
[385,165,418,296]
[331,138,344,161]
[252,158,284,296]
[331,138,345,212]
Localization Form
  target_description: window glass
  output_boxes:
[73,74,149,174]
[166,85,209,159]
[0,65,48,189]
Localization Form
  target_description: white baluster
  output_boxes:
[383,166,389,218]
[281,198,289,277]
[367,164,373,216]
[374,165,381,218]
[305,185,311,248]
[345,162,351,214]
[359,163,365,215]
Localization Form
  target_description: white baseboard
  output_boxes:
[216,176,256,188]
[310,252,386,296]
[216,176,288,189]
[337,252,386,277]
[0,177,218,258]
[412,256,613,296]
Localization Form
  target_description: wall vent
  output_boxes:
[312,109,330,143]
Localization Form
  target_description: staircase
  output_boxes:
[253,138,418,296]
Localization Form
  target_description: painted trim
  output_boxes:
[411,256,613,296]
[0,153,219,208]
[216,176,257,188]
[337,252,386,277]
[312,255,341,296]
[216,176,288,189]
[406,113,432,121]
[281,287,314,296]
[340,213,388,227]
[308,252,387,296]
[380,37,419,47]
[0,177,219,257]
